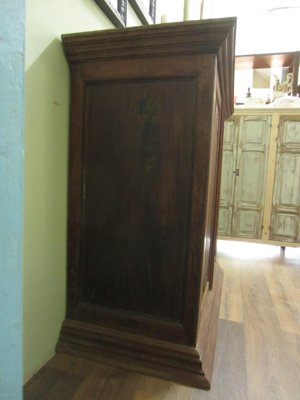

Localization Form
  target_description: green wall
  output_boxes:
[23,0,140,382]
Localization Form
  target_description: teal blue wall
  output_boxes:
[0,1,24,399]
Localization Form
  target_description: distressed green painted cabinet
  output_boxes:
[218,109,300,246]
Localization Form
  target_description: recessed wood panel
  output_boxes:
[218,208,231,235]
[236,209,260,236]
[282,121,300,146]
[238,151,266,204]
[80,78,197,323]
[218,119,237,236]
[277,154,300,207]
[271,213,298,241]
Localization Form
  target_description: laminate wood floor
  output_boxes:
[24,241,300,400]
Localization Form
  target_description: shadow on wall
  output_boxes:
[23,38,69,382]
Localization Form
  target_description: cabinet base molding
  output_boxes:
[56,264,223,390]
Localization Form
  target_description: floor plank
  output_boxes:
[219,263,244,322]
[191,319,248,400]
[24,241,300,400]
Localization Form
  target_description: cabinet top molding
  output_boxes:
[61,17,236,117]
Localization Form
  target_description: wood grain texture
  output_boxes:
[25,242,300,399]
[219,261,244,323]
[217,241,300,400]
[81,78,196,323]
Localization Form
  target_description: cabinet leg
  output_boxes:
[280,246,286,256]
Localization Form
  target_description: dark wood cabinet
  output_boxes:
[56,18,236,389]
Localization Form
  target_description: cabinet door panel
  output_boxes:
[218,119,237,235]
[238,151,267,204]
[218,208,231,235]
[277,154,300,207]
[270,117,300,242]
[236,209,261,235]
[271,213,299,240]
[232,116,271,238]
[282,120,300,146]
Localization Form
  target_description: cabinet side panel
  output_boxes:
[80,78,197,323]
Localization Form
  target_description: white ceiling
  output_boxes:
[203,0,300,54]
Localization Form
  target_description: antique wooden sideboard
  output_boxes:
[56,18,236,389]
